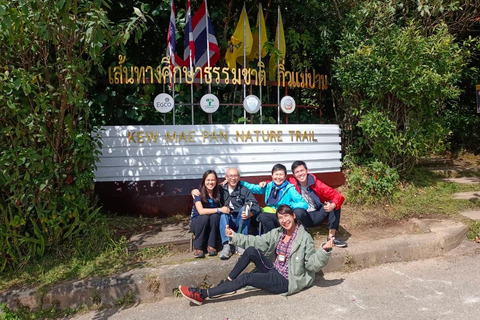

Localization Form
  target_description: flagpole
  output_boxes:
[168,41,176,126]
[171,54,175,125]
[168,0,176,125]
[205,0,211,94]
[190,52,194,124]
[188,0,194,125]
[243,3,247,125]
[277,6,280,124]
[190,74,194,125]
[258,4,263,124]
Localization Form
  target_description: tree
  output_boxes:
[333,0,474,173]
[0,0,146,270]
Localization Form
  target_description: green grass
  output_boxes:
[394,182,479,218]
[467,221,480,240]
[342,168,480,228]
[0,241,171,292]
[0,220,173,293]
[0,303,81,320]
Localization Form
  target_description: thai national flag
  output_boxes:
[192,0,220,74]
[183,0,195,69]
[167,0,183,71]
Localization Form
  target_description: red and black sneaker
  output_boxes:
[178,285,205,305]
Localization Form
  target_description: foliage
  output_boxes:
[443,62,480,154]
[467,221,480,241]
[346,161,400,204]
[0,0,146,270]
[0,303,79,320]
[0,235,172,292]
[116,291,136,306]
[393,169,480,218]
[88,0,343,127]
[334,0,474,173]
[342,167,480,226]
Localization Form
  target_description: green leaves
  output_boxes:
[334,1,471,173]
[347,161,400,204]
[0,0,142,271]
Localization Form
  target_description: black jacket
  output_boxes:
[222,184,261,216]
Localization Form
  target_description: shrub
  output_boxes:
[0,0,146,270]
[334,1,472,173]
[346,161,400,204]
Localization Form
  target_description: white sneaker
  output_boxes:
[219,244,232,260]
[236,247,245,255]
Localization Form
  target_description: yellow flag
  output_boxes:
[225,6,253,69]
[246,4,268,65]
[269,9,286,80]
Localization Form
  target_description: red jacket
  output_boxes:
[288,174,345,210]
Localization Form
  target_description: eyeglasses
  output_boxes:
[227,174,239,178]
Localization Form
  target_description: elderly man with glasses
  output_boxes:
[218,168,261,259]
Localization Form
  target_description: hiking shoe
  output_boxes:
[327,237,348,248]
[193,249,205,258]
[178,285,204,305]
[207,246,217,256]
[219,244,232,260]
[236,246,245,255]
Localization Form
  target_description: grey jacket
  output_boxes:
[231,224,331,295]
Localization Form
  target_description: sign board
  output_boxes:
[280,96,296,114]
[243,95,261,114]
[200,94,220,113]
[153,93,174,113]
[94,124,342,182]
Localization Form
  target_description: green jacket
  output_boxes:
[231,224,331,296]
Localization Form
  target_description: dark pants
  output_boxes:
[258,208,306,233]
[295,206,341,230]
[190,214,220,250]
[207,246,288,297]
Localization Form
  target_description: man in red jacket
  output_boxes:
[290,161,347,247]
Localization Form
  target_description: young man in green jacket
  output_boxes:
[179,205,334,305]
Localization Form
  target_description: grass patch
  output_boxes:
[0,241,172,292]
[0,303,81,320]
[342,168,480,227]
[0,222,174,293]
[394,174,479,219]
[116,291,136,307]
[467,221,480,241]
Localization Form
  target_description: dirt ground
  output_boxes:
[114,154,480,245]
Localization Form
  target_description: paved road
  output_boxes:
[71,244,480,320]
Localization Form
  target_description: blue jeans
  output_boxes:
[219,206,251,244]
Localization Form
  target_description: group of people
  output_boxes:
[189,161,347,260]
[180,161,346,305]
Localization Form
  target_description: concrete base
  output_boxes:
[0,220,470,311]
[442,177,480,184]
[452,191,480,200]
[127,223,192,252]
[459,210,480,221]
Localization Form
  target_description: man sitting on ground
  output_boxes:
[289,161,347,247]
